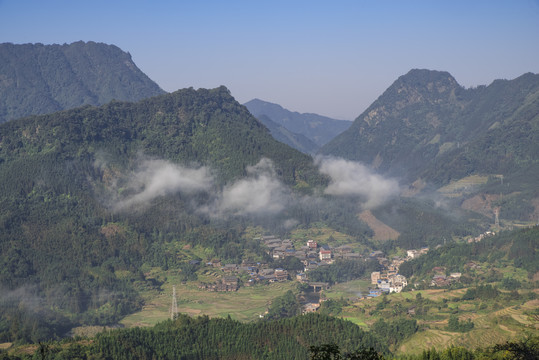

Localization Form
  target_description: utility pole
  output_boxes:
[170,285,178,320]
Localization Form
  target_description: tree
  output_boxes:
[310,343,385,360]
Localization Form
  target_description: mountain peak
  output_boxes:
[389,69,460,98]
[0,41,165,123]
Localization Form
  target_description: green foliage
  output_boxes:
[14,313,388,359]
[265,290,300,320]
[307,259,380,285]
[371,318,418,346]
[309,343,385,360]
[318,298,347,317]
[446,315,474,332]
[502,277,521,291]
[374,196,486,250]
[461,285,499,301]
[274,256,305,272]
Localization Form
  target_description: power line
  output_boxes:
[170,285,178,320]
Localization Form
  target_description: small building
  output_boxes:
[371,271,381,285]
[319,249,332,261]
[343,253,360,260]
[210,259,222,267]
[222,264,238,272]
[274,268,289,281]
[307,239,318,249]
[303,303,320,314]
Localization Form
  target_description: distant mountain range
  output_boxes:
[244,99,352,150]
[0,41,165,123]
[255,114,319,154]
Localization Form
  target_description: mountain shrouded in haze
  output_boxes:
[0,41,165,123]
[320,69,539,186]
[255,114,319,154]
[244,98,352,147]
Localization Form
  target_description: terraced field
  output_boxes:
[121,271,296,327]
[398,299,539,355]
[437,175,490,198]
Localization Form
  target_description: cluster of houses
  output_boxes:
[468,230,496,243]
[406,247,429,259]
[198,258,291,292]
[368,247,430,296]
[262,236,360,265]
[369,254,408,297]
[430,269,462,287]
[197,235,363,292]
[199,276,239,292]
[197,236,465,297]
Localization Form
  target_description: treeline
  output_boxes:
[0,314,388,360]
[1,319,536,359]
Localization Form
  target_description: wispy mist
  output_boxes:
[315,155,399,209]
[101,154,398,220]
[202,158,290,217]
[113,159,213,212]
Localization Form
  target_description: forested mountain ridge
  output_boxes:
[244,98,352,146]
[0,87,326,343]
[320,70,539,185]
[0,41,165,123]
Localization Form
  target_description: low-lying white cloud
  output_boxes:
[219,174,286,216]
[203,158,289,217]
[114,159,213,211]
[316,156,399,209]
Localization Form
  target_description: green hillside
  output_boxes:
[0,87,326,343]
[0,41,165,123]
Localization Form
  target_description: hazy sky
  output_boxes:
[1,0,538,119]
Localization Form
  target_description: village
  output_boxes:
[192,234,461,314]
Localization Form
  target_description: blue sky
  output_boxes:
[1,0,538,119]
